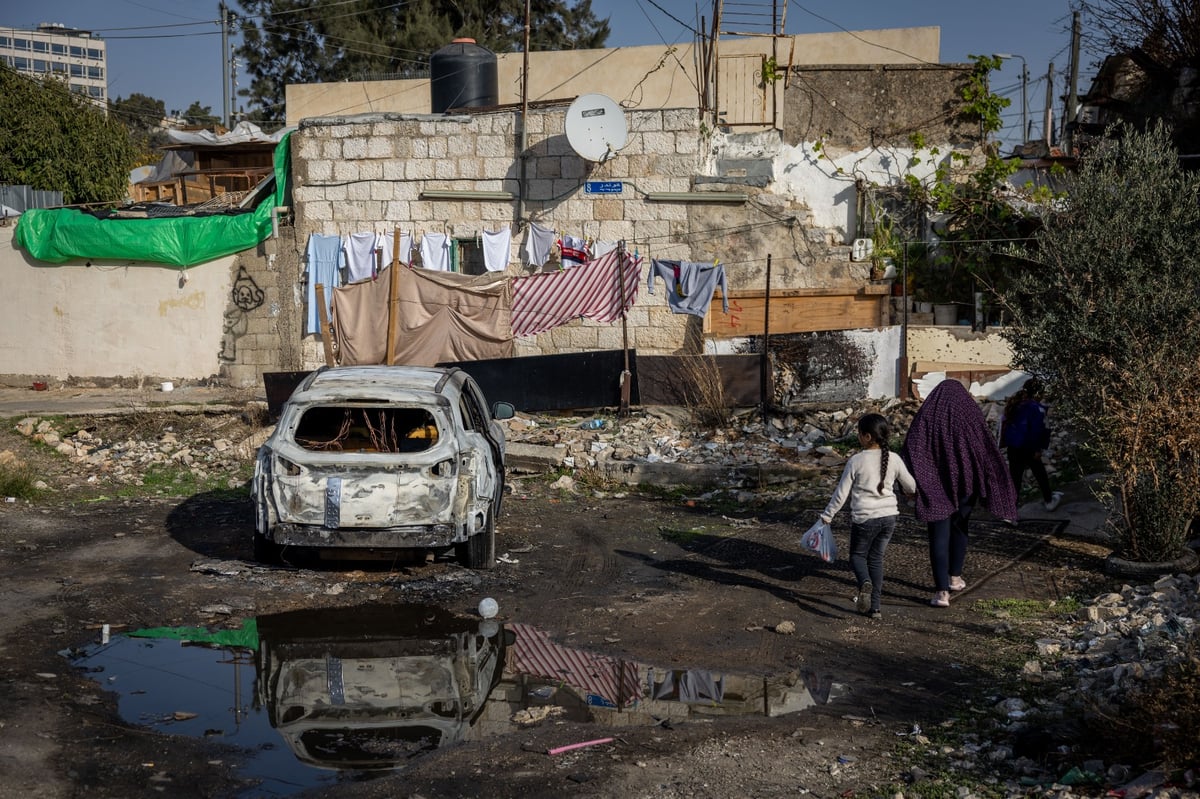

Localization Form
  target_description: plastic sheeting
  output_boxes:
[14,132,291,268]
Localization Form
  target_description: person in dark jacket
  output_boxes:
[902,380,1018,608]
[1001,377,1062,513]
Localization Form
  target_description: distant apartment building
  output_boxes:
[0,22,107,105]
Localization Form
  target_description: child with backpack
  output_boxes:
[818,413,917,618]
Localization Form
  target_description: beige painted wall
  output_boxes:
[286,28,940,124]
[906,325,1014,368]
[0,225,234,382]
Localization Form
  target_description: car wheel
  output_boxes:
[456,511,495,570]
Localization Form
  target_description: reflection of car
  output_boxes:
[251,365,513,567]
[254,605,508,770]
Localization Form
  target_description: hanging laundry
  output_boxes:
[331,266,513,366]
[304,233,344,336]
[511,249,642,337]
[647,259,729,317]
[419,232,451,271]
[591,239,619,260]
[558,234,589,269]
[395,231,413,266]
[482,228,512,272]
[507,623,642,709]
[343,231,392,282]
[522,221,557,267]
[375,232,393,272]
[342,231,376,282]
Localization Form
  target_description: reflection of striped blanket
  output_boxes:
[506,623,642,708]
[510,250,641,337]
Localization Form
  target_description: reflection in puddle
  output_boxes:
[67,604,841,796]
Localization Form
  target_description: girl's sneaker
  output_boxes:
[930,590,950,608]
[949,576,967,592]
[1045,491,1064,511]
[855,581,873,614]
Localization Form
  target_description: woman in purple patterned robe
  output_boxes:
[901,379,1018,607]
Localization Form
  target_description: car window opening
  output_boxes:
[294,406,439,453]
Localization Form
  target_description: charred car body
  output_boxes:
[252,365,513,567]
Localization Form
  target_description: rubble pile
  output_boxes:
[932,572,1199,797]
[499,398,1069,479]
[8,397,1071,492]
[12,416,259,489]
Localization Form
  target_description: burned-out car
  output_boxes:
[254,604,508,770]
[251,365,513,568]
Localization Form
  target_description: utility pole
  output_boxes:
[220,1,231,129]
[1043,62,1055,148]
[1064,11,1081,155]
[996,54,1027,149]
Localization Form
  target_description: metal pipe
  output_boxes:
[271,206,290,238]
[421,190,514,201]
[516,0,530,228]
[761,253,772,421]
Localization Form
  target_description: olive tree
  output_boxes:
[1002,123,1200,561]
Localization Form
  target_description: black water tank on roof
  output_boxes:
[430,38,498,113]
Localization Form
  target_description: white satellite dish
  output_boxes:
[565,93,628,162]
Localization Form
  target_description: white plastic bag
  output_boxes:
[800,520,838,563]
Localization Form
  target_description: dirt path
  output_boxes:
[0,410,1117,799]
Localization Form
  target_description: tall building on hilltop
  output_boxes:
[0,22,107,106]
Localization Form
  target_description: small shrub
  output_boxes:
[0,463,39,500]
[672,355,731,428]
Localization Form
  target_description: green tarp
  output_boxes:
[14,133,291,268]
[128,617,260,650]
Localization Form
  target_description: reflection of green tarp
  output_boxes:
[129,618,259,650]
[14,133,291,268]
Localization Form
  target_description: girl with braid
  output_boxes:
[818,413,916,619]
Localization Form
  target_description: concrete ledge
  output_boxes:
[506,442,567,473]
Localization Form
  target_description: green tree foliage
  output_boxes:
[234,0,610,118]
[869,56,1026,307]
[182,101,222,128]
[110,93,170,166]
[0,66,137,205]
[1002,123,1200,561]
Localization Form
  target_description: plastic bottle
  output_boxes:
[579,418,605,430]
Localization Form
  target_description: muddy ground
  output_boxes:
[0,407,1120,799]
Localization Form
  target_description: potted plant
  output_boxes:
[869,215,899,281]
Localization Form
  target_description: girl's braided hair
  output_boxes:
[858,413,892,493]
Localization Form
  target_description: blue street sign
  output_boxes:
[585,181,623,194]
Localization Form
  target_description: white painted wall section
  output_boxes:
[0,227,234,380]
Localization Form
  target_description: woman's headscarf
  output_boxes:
[901,379,1017,523]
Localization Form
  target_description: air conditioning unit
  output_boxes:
[851,238,874,262]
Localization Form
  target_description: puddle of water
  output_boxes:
[67,604,841,796]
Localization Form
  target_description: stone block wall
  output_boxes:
[217,229,305,387]
[291,107,726,368]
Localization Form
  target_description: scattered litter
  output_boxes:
[496,554,519,564]
[547,737,614,756]
[512,705,565,726]
[172,711,198,721]
[774,620,796,635]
